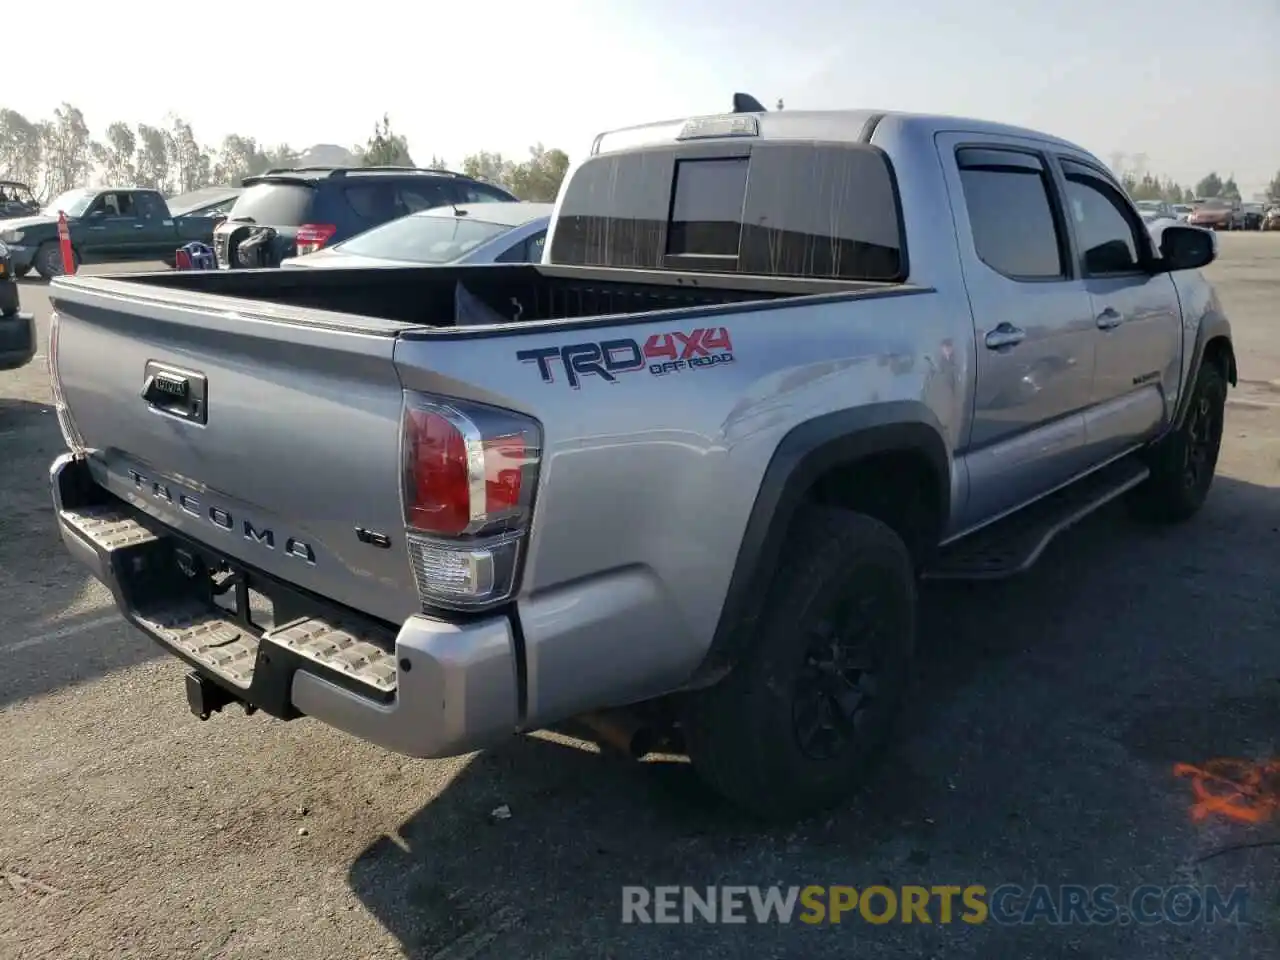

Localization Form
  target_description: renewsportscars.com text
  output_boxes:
[621,884,1250,926]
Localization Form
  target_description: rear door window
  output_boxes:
[455,181,516,204]
[956,149,1066,280]
[227,182,314,225]
[342,182,401,221]
[397,181,455,213]
[135,192,166,220]
[549,142,905,281]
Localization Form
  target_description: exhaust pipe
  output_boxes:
[578,709,656,759]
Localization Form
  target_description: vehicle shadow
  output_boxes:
[346,474,1280,958]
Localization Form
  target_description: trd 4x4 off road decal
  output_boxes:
[517,326,735,389]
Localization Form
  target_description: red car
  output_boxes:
[1186,198,1241,231]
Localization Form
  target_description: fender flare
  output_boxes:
[690,401,951,685]
[1174,310,1236,430]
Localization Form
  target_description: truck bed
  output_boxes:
[84,262,887,330]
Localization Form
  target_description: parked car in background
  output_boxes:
[1135,200,1174,223]
[0,181,39,221]
[212,166,519,269]
[1240,202,1264,230]
[0,240,34,370]
[1187,197,1242,231]
[281,202,552,270]
[1171,203,1193,222]
[167,186,243,221]
[1262,206,1280,231]
[0,188,226,278]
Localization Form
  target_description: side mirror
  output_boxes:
[1156,225,1216,272]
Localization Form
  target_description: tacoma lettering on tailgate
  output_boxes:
[517,326,735,389]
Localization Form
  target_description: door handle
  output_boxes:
[1096,307,1123,330]
[984,323,1026,350]
[89,225,105,231]
[133,224,145,230]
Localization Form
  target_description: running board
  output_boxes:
[924,458,1150,581]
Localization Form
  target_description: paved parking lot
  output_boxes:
[2,242,1278,959]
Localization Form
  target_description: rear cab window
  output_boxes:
[227,181,315,225]
[549,140,905,281]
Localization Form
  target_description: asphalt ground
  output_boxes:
[1,237,1278,959]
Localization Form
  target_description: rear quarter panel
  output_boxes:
[395,284,971,721]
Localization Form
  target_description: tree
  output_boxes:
[0,109,45,190]
[167,116,213,193]
[424,155,450,171]
[37,103,94,199]
[504,144,570,201]
[133,124,171,190]
[212,134,270,185]
[362,114,413,167]
[263,143,300,171]
[1266,170,1280,204]
[1129,173,1164,201]
[1194,172,1223,198]
[1221,175,1240,200]
[460,150,512,184]
[91,121,137,186]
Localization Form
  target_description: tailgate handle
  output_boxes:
[142,362,208,425]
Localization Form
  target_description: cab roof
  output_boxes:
[591,108,1087,157]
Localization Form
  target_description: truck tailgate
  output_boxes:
[49,277,422,625]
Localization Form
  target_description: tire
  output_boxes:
[34,241,74,280]
[1127,362,1227,524]
[14,265,32,278]
[682,508,916,820]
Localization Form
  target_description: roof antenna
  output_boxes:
[732,93,767,113]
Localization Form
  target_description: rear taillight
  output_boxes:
[400,394,541,610]
[295,223,337,256]
[47,310,85,454]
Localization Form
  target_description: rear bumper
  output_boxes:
[50,452,520,758]
[0,309,35,370]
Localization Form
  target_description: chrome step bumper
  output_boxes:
[50,453,519,759]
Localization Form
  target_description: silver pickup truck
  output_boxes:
[47,106,1235,819]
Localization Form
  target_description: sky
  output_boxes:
[6,0,1278,196]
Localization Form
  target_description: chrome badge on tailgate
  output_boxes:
[124,466,317,565]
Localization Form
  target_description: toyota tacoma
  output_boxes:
[45,104,1234,818]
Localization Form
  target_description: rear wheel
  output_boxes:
[682,508,916,820]
[1127,362,1226,524]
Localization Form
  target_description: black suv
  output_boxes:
[212,166,519,269]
